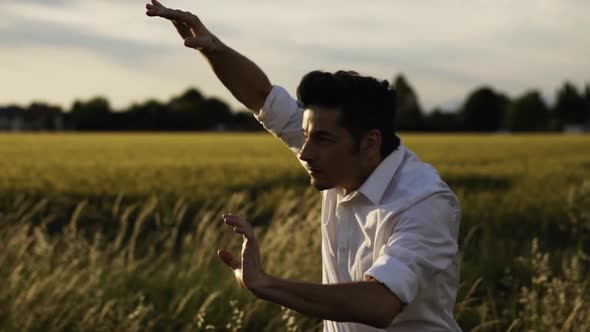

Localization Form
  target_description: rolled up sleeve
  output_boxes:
[364,192,460,305]
[254,85,305,154]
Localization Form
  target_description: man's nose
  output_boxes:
[298,141,314,163]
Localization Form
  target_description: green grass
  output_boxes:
[0,133,589,331]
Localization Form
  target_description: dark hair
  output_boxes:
[296,70,400,158]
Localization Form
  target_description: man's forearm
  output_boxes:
[251,274,400,329]
[201,36,272,113]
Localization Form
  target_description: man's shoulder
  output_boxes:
[382,146,456,212]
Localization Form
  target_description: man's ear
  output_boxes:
[361,129,382,157]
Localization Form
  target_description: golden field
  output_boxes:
[0,133,589,331]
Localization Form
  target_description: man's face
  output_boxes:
[299,106,363,191]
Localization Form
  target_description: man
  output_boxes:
[146,1,461,331]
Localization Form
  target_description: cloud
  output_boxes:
[1,0,588,111]
[17,0,73,6]
[0,18,170,67]
[0,45,220,111]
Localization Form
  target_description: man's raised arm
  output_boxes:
[146,0,272,113]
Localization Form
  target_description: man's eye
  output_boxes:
[317,136,331,143]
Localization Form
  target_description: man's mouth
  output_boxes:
[308,168,322,176]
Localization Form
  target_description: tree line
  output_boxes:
[0,88,260,132]
[394,75,590,132]
[1,75,589,132]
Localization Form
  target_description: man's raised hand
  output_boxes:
[218,214,268,293]
[145,0,218,52]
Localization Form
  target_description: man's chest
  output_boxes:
[321,203,396,282]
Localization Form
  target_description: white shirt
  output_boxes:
[255,85,462,332]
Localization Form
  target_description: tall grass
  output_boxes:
[0,189,323,331]
[1,180,588,331]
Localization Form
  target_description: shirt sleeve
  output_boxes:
[364,192,461,305]
[254,85,305,155]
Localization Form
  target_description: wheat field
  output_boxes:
[1,133,589,331]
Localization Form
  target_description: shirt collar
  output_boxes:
[355,143,405,205]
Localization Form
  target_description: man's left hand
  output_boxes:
[218,214,268,293]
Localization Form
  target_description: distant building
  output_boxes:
[214,123,226,132]
[563,123,589,134]
[0,106,24,131]
[0,105,66,131]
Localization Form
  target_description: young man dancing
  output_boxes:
[147,2,462,330]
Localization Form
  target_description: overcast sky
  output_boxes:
[1,0,589,112]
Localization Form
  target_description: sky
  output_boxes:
[1,0,589,112]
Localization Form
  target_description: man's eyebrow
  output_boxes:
[302,128,335,138]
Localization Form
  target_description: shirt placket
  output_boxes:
[335,202,350,279]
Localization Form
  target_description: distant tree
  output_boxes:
[393,74,424,131]
[229,111,263,131]
[460,87,509,132]
[424,108,462,132]
[70,97,112,130]
[505,91,549,131]
[120,100,169,130]
[198,97,233,130]
[552,82,587,128]
[584,83,590,126]
[169,88,206,130]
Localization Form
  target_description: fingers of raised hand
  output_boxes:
[146,6,176,19]
[145,4,163,17]
[217,249,241,269]
[147,0,167,12]
[222,214,254,239]
[145,3,185,20]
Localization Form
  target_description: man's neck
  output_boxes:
[340,157,383,196]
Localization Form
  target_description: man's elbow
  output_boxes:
[371,310,397,329]
[360,300,399,328]
[241,84,273,113]
[366,281,402,329]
